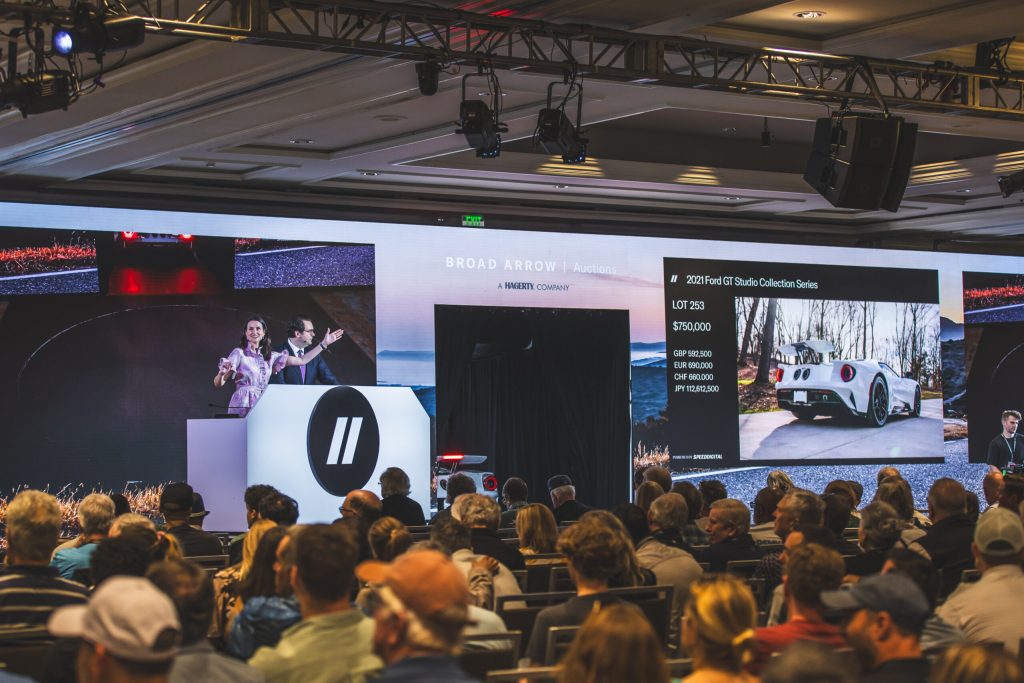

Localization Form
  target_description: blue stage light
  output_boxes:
[53,29,74,55]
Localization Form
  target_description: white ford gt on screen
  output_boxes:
[774,340,921,427]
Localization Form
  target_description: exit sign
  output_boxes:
[462,215,485,227]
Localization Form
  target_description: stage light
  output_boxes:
[997,170,1024,198]
[458,99,502,158]
[537,108,587,164]
[416,60,441,96]
[0,71,74,117]
[52,5,145,57]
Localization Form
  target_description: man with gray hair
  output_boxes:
[698,498,761,572]
[452,493,525,570]
[636,493,703,641]
[0,490,88,639]
[51,492,116,580]
[358,549,478,682]
[547,474,591,524]
[756,489,825,591]
[379,467,425,527]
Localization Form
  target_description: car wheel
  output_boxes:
[909,386,922,417]
[792,409,816,421]
[865,375,889,427]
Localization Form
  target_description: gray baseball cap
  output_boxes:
[975,507,1024,557]
[48,576,180,662]
[820,573,929,634]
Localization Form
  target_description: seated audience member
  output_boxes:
[680,574,758,683]
[929,643,1023,683]
[910,478,976,597]
[51,493,116,580]
[635,481,665,513]
[697,480,727,530]
[525,513,632,663]
[587,510,651,587]
[227,527,301,660]
[109,514,183,562]
[368,518,413,562]
[357,550,479,683]
[846,501,901,578]
[822,492,858,554]
[1,491,90,639]
[110,493,132,517]
[147,560,263,683]
[938,507,1024,654]
[673,481,710,546]
[699,498,761,572]
[756,489,824,592]
[547,475,591,524]
[982,471,1004,511]
[881,549,965,657]
[997,473,1024,513]
[965,491,980,523]
[764,524,840,627]
[643,466,673,496]
[761,640,856,683]
[516,503,560,557]
[766,470,794,493]
[847,480,864,509]
[824,480,858,507]
[249,524,382,683]
[558,603,668,683]
[612,503,651,547]
[338,489,383,564]
[190,492,211,529]
[212,519,277,642]
[750,486,785,543]
[821,573,931,683]
[258,493,299,526]
[875,478,928,551]
[877,466,901,486]
[47,576,180,683]
[90,535,156,586]
[431,473,476,525]
[229,484,279,564]
[636,493,703,641]
[752,544,846,672]
[160,483,224,557]
[378,467,426,527]
[430,517,520,608]
[451,493,526,570]
[499,478,529,529]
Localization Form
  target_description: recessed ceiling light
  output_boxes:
[205,162,216,168]
[724,196,742,201]
[794,10,826,19]
[554,184,569,189]
[722,127,737,134]
[955,188,973,193]
[360,171,380,177]
[289,138,313,145]
[477,91,507,97]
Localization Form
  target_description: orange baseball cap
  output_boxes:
[356,549,471,621]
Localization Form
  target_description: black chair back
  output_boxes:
[460,631,522,678]
[547,566,575,592]
[486,666,559,682]
[496,591,575,655]
[0,641,53,681]
[544,625,579,665]
[725,559,760,577]
[188,554,229,570]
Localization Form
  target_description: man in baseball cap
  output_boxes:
[547,474,590,524]
[48,576,180,683]
[356,549,478,683]
[821,573,930,683]
[159,483,222,557]
[938,507,1024,653]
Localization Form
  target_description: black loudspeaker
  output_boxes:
[803,115,917,212]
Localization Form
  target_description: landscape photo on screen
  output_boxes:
[0,228,99,296]
[235,238,375,289]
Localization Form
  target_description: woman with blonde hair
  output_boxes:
[368,517,412,561]
[516,503,558,557]
[558,603,668,683]
[680,574,758,683]
[929,643,1022,683]
[211,518,276,641]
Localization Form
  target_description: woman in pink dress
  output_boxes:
[214,317,343,416]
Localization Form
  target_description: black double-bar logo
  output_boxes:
[306,387,380,495]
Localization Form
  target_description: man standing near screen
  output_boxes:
[988,409,1024,473]
[270,315,341,386]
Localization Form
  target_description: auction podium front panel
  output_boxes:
[188,385,429,526]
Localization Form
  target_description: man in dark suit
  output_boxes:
[270,315,340,386]
[548,475,592,525]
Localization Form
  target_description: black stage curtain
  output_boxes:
[435,305,631,511]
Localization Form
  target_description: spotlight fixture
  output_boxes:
[794,10,826,19]
[415,60,441,96]
[761,117,772,147]
[51,4,145,56]
[0,70,75,117]
[535,68,588,164]
[456,67,507,158]
[997,170,1024,198]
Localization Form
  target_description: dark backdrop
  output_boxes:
[435,305,631,511]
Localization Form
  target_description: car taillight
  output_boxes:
[483,475,498,492]
[121,231,137,239]
[439,453,464,462]
[179,233,193,240]
[775,368,784,383]
[840,364,856,382]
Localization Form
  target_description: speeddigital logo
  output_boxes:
[306,387,380,495]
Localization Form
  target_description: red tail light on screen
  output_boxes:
[440,453,464,462]
[483,475,499,491]
[121,231,137,239]
[840,364,856,382]
[775,368,784,383]
[179,233,193,240]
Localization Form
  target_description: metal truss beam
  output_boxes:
[4,0,1024,118]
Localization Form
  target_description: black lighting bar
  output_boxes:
[3,0,1024,118]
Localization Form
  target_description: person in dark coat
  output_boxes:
[378,467,425,527]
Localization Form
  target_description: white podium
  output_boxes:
[187,385,429,528]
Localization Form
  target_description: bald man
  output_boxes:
[983,471,1004,510]
[336,490,383,564]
